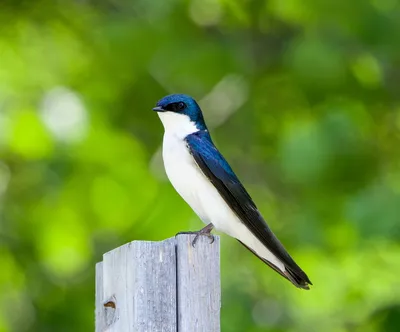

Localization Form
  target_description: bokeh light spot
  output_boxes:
[40,87,88,143]
[189,0,222,27]
[352,54,382,88]
[36,207,90,280]
[9,110,53,159]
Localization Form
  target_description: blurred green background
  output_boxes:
[0,0,400,331]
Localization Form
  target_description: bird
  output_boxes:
[153,93,312,289]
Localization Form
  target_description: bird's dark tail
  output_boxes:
[284,265,312,289]
[238,240,312,290]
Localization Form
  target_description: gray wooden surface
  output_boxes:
[176,235,221,332]
[95,234,220,332]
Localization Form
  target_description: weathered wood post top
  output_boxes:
[96,234,221,332]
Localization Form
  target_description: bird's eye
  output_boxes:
[177,102,186,111]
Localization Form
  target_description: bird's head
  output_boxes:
[153,94,207,138]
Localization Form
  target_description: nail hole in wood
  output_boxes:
[104,301,116,309]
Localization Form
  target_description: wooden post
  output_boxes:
[95,234,220,332]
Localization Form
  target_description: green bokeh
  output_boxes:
[0,1,399,331]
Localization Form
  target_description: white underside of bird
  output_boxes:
[158,111,285,273]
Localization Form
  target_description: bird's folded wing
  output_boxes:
[185,131,309,282]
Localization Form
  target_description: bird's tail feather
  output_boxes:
[284,266,311,289]
[238,240,311,290]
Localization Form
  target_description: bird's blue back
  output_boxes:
[186,130,241,184]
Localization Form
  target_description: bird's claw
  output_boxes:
[176,223,215,247]
[192,232,214,247]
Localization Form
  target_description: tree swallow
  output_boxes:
[153,94,312,289]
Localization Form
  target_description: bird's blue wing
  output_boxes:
[186,131,311,288]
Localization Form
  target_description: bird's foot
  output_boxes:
[176,223,214,247]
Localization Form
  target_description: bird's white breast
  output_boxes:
[162,132,217,224]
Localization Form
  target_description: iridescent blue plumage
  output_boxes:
[155,94,208,131]
[186,131,236,180]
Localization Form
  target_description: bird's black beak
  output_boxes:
[152,106,165,112]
